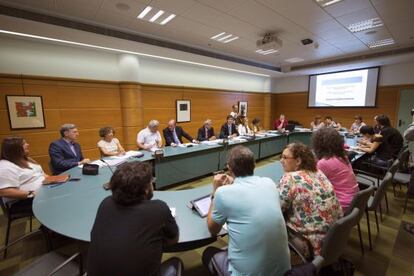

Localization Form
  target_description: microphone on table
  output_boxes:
[100,159,114,190]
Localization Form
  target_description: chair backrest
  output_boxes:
[344,184,374,221]
[319,208,360,267]
[407,170,414,195]
[388,159,400,178]
[398,148,411,173]
[371,172,393,209]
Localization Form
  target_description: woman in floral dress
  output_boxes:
[278,142,343,259]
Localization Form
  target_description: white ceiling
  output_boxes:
[0,0,414,74]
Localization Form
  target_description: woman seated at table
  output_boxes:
[0,137,47,213]
[278,142,342,259]
[237,116,253,135]
[310,115,324,131]
[312,128,359,210]
[349,115,366,134]
[355,125,390,168]
[98,126,126,157]
[251,118,265,133]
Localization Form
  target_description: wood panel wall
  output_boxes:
[270,86,401,129]
[0,75,269,174]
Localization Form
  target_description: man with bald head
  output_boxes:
[163,119,199,147]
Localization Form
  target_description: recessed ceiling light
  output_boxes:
[255,49,279,55]
[137,6,176,25]
[210,32,239,44]
[367,38,395,48]
[348,18,383,33]
[314,0,344,7]
[285,57,305,63]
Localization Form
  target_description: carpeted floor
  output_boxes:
[1,156,414,276]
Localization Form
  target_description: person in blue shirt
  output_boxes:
[203,145,291,276]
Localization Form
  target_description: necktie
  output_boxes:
[172,129,180,144]
[205,128,208,139]
[228,125,231,135]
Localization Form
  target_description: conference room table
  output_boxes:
[33,161,285,252]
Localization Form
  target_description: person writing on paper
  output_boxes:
[197,119,216,141]
[97,126,125,157]
[324,116,342,130]
[163,119,199,147]
[0,137,47,212]
[137,120,163,151]
[349,115,366,134]
[237,116,252,136]
[355,126,389,168]
[274,114,288,131]
[49,124,90,175]
[251,118,265,133]
[230,104,239,119]
[203,146,290,276]
[88,162,182,276]
[219,115,239,139]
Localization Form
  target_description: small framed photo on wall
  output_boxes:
[6,95,46,130]
[238,101,248,117]
[176,99,191,122]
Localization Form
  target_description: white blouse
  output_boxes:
[0,159,45,202]
[238,124,252,135]
[98,138,120,154]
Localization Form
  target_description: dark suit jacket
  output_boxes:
[219,123,239,138]
[197,127,215,141]
[163,126,194,146]
[49,138,84,175]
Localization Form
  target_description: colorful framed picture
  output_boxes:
[6,95,46,130]
[176,99,191,123]
[238,101,248,117]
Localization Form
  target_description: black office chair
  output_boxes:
[403,170,414,213]
[160,257,184,276]
[345,182,375,255]
[0,230,83,275]
[0,197,34,258]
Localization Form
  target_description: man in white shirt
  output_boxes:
[137,120,163,151]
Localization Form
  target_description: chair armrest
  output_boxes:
[353,169,381,179]
[0,230,41,254]
[48,252,83,276]
[356,174,376,186]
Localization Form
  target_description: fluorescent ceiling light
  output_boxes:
[256,49,279,55]
[149,10,164,22]
[210,32,239,44]
[223,36,239,43]
[348,17,383,33]
[315,0,344,7]
[160,14,176,25]
[285,57,304,63]
[367,38,395,48]
[211,32,226,39]
[0,30,270,77]
[217,34,232,41]
[137,6,152,19]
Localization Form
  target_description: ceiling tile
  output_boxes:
[195,0,249,13]
[323,0,372,18]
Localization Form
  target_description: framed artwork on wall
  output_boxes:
[176,99,191,122]
[238,101,248,117]
[6,95,46,130]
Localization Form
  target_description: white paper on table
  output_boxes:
[201,140,222,146]
[77,160,104,168]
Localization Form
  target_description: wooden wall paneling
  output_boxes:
[120,83,143,150]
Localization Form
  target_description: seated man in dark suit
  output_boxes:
[163,119,199,147]
[49,124,90,174]
[219,115,239,139]
[197,119,216,141]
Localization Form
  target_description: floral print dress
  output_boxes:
[278,170,343,256]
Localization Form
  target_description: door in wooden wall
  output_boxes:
[396,89,414,134]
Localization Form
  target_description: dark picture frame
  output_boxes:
[6,95,46,130]
[238,101,248,117]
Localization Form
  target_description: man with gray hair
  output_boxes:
[197,119,216,141]
[49,123,90,174]
[203,145,290,275]
[137,120,163,150]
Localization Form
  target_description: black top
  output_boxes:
[87,197,179,276]
[219,123,239,138]
[380,126,404,159]
[197,126,215,141]
[162,126,193,146]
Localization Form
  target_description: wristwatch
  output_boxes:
[210,194,215,200]
[27,191,35,199]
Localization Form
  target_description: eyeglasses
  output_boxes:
[281,155,295,160]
